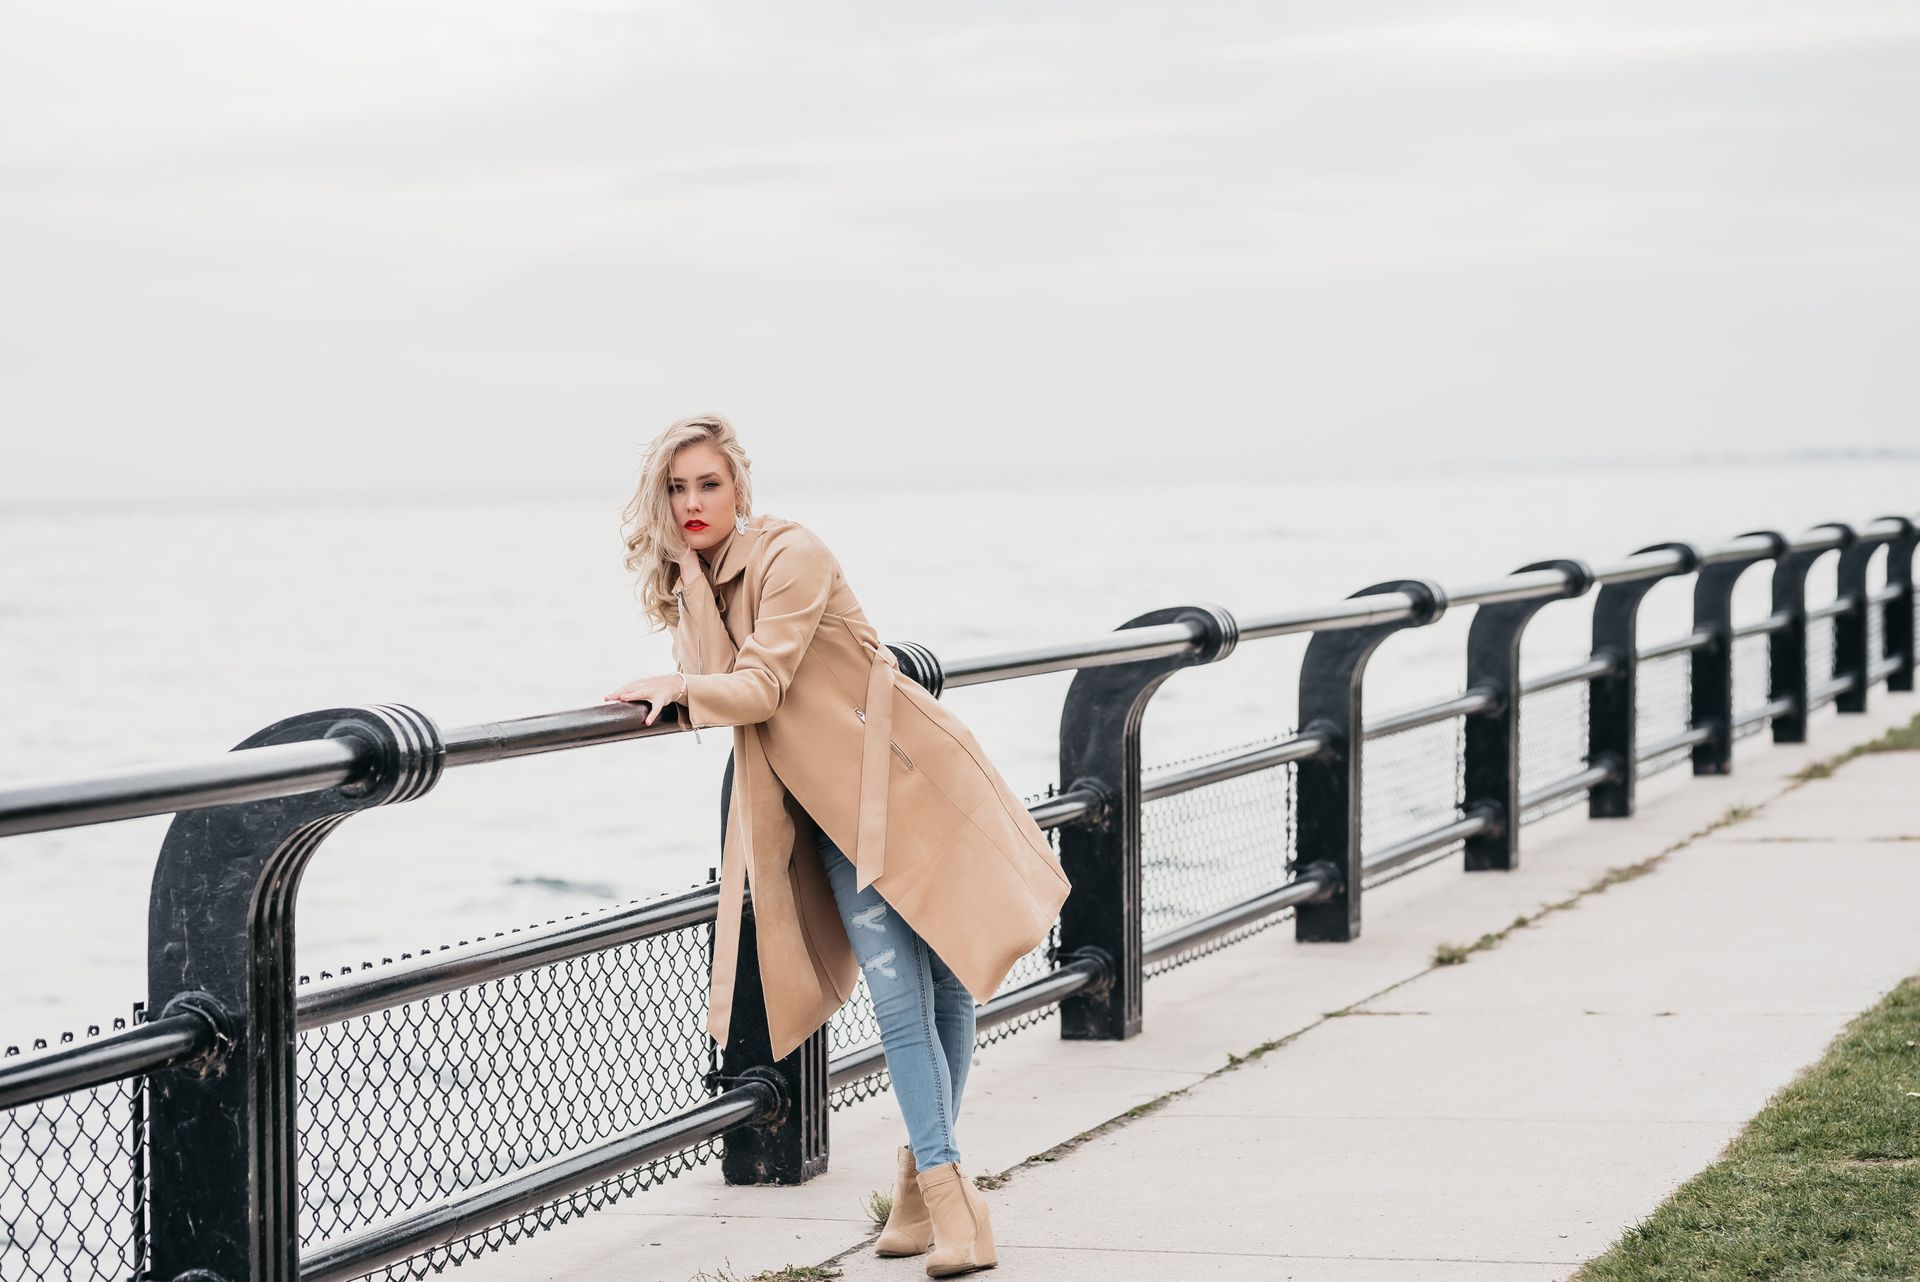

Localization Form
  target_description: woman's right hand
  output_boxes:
[669,537,703,590]
[603,673,687,725]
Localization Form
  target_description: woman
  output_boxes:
[606,414,1071,1278]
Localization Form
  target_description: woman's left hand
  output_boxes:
[603,674,685,725]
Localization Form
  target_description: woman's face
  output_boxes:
[668,441,738,556]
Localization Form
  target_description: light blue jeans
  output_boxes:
[815,823,976,1170]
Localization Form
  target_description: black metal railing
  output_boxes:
[2,511,1916,1282]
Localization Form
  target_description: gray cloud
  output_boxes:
[3,1,1917,504]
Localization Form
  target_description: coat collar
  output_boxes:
[697,513,772,588]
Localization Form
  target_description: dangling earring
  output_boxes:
[734,511,749,534]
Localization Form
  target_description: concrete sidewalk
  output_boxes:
[456,690,1920,1282]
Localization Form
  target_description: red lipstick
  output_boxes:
[685,519,707,530]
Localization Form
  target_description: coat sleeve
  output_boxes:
[670,621,693,675]
[680,526,835,729]
[672,572,738,677]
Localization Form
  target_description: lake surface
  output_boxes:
[4,457,1915,1039]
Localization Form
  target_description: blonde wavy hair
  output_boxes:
[620,413,756,632]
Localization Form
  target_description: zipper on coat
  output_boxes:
[676,587,702,745]
[854,705,914,770]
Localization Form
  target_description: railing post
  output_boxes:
[1835,528,1879,713]
[1462,560,1593,868]
[145,705,445,1282]
[1587,545,1698,819]
[1881,517,1919,692]
[1057,605,1237,1040]
[1772,522,1855,743]
[1691,531,1784,775]
[1295,580,1447,942]
[710,750,827,1184]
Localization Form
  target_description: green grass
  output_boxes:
[1791,709,1920,780]
[1572,976,1920,1281]
[1863,711,1920,754]
[690,1263,843,1282]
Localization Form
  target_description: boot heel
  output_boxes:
[915,1161,998,1277]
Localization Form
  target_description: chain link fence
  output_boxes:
[1733,632,1773,742]
[1518,679,1590,825]
[2,592,1906,1282]
[1635,650,1696,780]
[1140,733,1298,975]
[1809,613,1837,691]
[296,913,720,1280]
[1362,711,1470,887]
[0,1010,147,1282]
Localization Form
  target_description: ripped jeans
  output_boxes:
[816,823,976,1171]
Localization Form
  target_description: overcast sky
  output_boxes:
[3,1,1917,506]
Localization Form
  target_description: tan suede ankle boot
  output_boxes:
[875,1144,934,1256]
[915,1161,997,1276]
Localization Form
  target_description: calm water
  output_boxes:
[4,458,1915,1039]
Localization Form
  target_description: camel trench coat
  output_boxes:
[671,512,1072,1061]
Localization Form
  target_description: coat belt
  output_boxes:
[854,638,900,893]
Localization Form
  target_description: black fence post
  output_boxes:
[145,704,444,1282]
[1691,532,1785,775]
[1295,580,1447,942]
[1835,527,1880,713]
[709,746,827,1184]
[1057,605,1237,1041]
[1588,545,1698,819]
[1772,522,1855,743]
[1462,561,1593,869]
[1881,517,1918,692]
